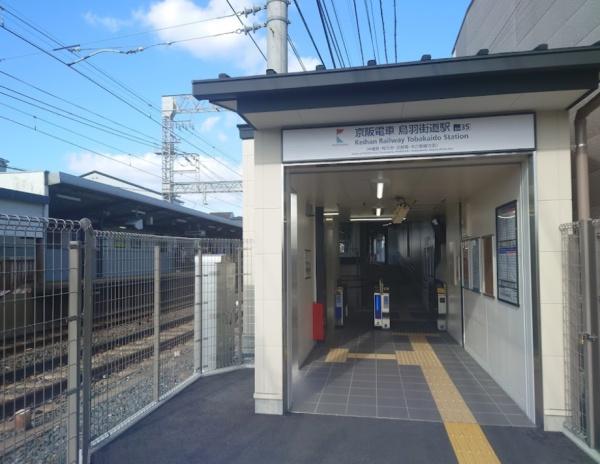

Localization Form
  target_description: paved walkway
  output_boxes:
[92,369,592,464]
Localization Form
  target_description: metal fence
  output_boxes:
[0,215,253,464]
[561,219,600,448]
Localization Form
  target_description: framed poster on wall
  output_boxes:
[496,201,519,306]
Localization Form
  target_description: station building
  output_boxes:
[193,44,600,444]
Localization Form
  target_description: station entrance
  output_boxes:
[284,155,536,428]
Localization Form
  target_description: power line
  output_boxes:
[1,18,240,180]
[291,0,325,67]
[0,86,161,149]
[351,0,365,66]
[327,0,351,67]
[1,5,242,198]
[68,28,259,66]
[0,69,162,145]
[288,34,306,71]
[379,0,388,63]
[394,0,398,62]
[225,0,267,61]
[0,100,163,177]
[78,8,264,48]
[367,0,381,63]
[315,0,337,68]
[321,0,345,67]
[0,113,163,179]
[362,0,376,60]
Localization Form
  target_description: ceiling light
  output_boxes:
[350,216,392,222]
[325,217,334,222]
[323,211,339,217]
[375,207,382,217]
[376,182,384,199]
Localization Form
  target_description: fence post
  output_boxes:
[194,246,203,374]
[236,244,243,364]
[154,245,161,401]
[580,219,600,449]
[66,241,81,464]
[81,219,95,464]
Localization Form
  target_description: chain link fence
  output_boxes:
[0,215,253,464]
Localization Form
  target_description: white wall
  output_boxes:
[461,163,536,421]
[252,130,284,414]
[293,190,316,369]
[535,111,573,430]
[0,172,48,196]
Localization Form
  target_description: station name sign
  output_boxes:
[282,114,535,163]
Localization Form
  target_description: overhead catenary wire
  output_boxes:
[362,0,376,60]
[367,0,381,63]
[0,4,242,206]
[315,0,337,68]
[67,28,260,66]
[0,69,163,146]
[291,0,325,67]
[351,0,365,66]
[320,0,345,67]
[327,0,351,67]
[1,17,242,180]
[379,0,389,63]
[394,0,398,62]
[288,34,306,71]
[0,86,162,149]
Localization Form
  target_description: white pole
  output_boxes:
[266,0,288,73]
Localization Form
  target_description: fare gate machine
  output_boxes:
[374,280,390,329]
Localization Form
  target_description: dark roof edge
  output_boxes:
[0,187,48,205]
[193,45,600,102]
[48,172,241,229]
[452,0,476,55]
[238,124,255,140]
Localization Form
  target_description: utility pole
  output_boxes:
[266,0,289,73]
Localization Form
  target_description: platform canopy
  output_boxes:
[193,45,600,129]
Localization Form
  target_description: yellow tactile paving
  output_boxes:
[445,423,501,464]
[395,350,442,367]
[324,348,348,363]
[323,333,502,463]
[398,333,501,464]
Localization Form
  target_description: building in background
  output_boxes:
[0,170,241,238]
[453,0,600,217]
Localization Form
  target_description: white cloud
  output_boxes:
[65,151,242,215]
[217,131,228,143]
[137,0,267,75]
[199,115,219,133]
[83,12,132,33]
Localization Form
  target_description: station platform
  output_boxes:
[92,368,592,464]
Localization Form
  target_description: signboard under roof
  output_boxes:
[282,113,535,163]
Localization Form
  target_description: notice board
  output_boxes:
[496,201,519,306]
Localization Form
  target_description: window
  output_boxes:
[496,201,519,306]
[482,235,494,297]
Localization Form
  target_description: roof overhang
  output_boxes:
[47,172,242,231]
[193,46,600,129]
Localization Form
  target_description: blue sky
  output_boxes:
[0,0,470,214]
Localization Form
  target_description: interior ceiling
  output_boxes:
[244,89,586,129]
[289,160,521,221]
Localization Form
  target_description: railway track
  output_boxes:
[1,306,193,385]
[0,320,194,420]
